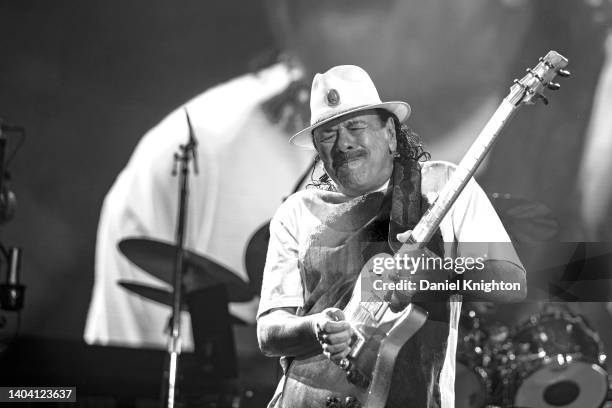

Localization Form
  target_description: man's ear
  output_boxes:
[386,118,397,152]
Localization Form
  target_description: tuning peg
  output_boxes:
[557,69,571,77]
[546,82,561,91]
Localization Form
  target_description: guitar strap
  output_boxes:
[388,154,444,258]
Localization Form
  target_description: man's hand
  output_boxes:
[382,231,446,310]
[312,308,354,364]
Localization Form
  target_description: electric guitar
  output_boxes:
[280,51,570,408]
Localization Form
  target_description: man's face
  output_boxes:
[313,110,396,197]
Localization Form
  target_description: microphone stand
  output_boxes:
[0,123,25,313]
[0,126,5,329]
[0,126,6,198]
[164,108,198,408]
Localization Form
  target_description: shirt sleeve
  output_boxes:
[256,200,305,319]
[451,178,524,269]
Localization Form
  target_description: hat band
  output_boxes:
[311,104,372,127]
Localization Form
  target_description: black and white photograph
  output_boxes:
[1,1,612,407]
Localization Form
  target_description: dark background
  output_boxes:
[1,0,610,346]
[1,1,612,398]
[0,0,274,340]
[0,2,611,406]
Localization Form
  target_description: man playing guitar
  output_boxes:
[256,65,526,408]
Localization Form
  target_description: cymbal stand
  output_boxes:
[164,108,198,408]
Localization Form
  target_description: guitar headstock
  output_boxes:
[509,50,570,106]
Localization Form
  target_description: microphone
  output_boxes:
[0,247,25,311]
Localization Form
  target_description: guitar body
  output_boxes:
[280,272,428,408]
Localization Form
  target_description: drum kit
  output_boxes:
[456,304,611,408]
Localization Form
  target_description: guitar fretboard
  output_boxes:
[407,50,568,247]
[409,100,517,246]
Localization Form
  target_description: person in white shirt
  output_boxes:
[256,65,525,408]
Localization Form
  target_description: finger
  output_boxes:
[396,229,413,243]
[322,341,350,355]
[323,308,346,322]
[329,347,351,363]
[389,291,410,312]
[321,330,352,345]
[319,320,351,334]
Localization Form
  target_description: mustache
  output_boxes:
[332,150,367,167]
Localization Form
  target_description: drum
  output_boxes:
[509,311,608,408]
[456,309,495,408]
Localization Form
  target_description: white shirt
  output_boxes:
[258,160,522,408]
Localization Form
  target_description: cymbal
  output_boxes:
[118,281,246,325]
[118,238,253,302]
[119,280,189,311]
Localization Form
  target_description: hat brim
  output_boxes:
[289,101,411,149]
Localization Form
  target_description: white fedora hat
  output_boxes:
[290,65,411,149]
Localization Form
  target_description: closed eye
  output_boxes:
[318,132,337,143]
[346,121,367,131]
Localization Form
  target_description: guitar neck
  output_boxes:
[405,50,568,248]
[410,98,519,246]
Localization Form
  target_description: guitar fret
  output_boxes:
[411,100,517,246]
